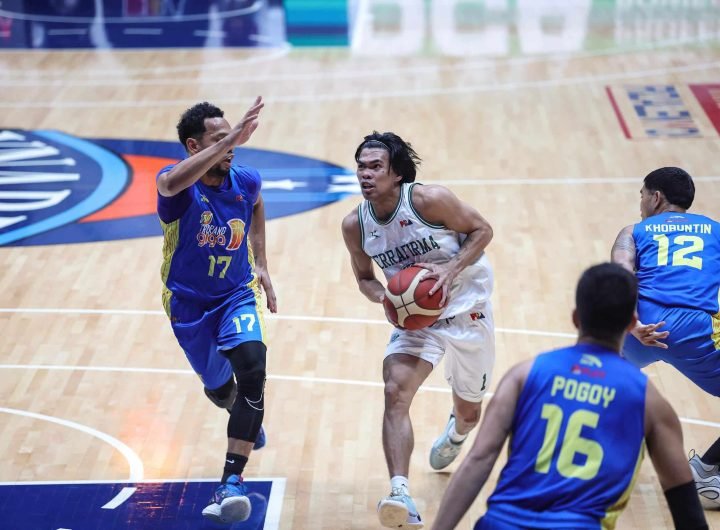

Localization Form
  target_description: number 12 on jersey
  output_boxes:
[652,234,704,270]
[534,404,604,480]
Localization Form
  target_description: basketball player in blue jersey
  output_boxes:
[432,263,708,530]
[342,132,495,528]
[156,97,277,524]
[611,167,720,507]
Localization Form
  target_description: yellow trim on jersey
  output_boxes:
[601,441,645,529]
[713,288,720,351]
[246,241,267,343]
[159,218,180,318]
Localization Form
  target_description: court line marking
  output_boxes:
[0,477,284,485]
[0,363,447,393]
[0,477,286,530]
[101,487,136,509]
[329,175,720,189]
[2,32,715,79]
[265,476,286,530]
[429,176,720,186]
[0,364,716,428]
[5,47,720,87]
[0,407,144,509]
[0,44,292,77]
[3,59,719,108]
[0,306,576,339]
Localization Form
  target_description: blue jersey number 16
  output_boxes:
[534,404,604,481]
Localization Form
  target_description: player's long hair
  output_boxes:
[644,167,695,209]
[355,131,422,184]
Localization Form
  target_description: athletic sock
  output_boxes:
[449,421,468,444]
[390,475,409,495]
[222,452,248,483]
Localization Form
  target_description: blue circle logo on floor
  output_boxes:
[0,129,358,246]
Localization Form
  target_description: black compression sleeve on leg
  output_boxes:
[224,341,266,442]
[664,481,708,530]
[701,436,720,465]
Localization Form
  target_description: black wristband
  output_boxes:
[664,481,708,530]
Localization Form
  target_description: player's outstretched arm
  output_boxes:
[431,360,530,530]
[341,211,385,304]
[157,96,264,197]
[412,185,493,305]
[645,381,708,530]
[250,193,277,313]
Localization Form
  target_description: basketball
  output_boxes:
[383,266,444,330]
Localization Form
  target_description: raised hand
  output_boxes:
[631,320,670,348]
[232,96,264,146]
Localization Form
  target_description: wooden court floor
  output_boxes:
[2,29,720,530]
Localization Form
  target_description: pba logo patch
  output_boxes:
[0,129,359,246]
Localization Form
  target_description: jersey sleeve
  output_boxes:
[233,165,262,205]
[156,164,192,223]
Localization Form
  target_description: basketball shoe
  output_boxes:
[689,450,720,509]
[377,488,423,528]
[254,425,266,450]
[202,474,252,524]
[429,414,465,470]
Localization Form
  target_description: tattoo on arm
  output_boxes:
[612,233,636,253]
[611,227,637,273]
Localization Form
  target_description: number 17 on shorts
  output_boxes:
[219,301,265,347]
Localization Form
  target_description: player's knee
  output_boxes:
[457,408,481,426]
[226,341,267,410]
[455,401,482,425]
[383,380,413,411]
[236,369,266,411]
[204,375,237,410]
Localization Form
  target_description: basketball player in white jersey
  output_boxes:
[341,132,495,528]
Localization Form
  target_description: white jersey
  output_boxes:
[358,182,493,318]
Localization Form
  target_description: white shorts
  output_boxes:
[384,301,495,403]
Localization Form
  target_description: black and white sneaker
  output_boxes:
[689,450,720,509]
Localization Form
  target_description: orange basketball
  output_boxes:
[383,265,444,330]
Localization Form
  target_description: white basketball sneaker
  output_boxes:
[689,450,720,509]
[429,414,465,470]
[377,488,424,528]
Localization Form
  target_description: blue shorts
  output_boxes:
[170,290,266,390]
[622,301,720,397]
[475,508,599,530]
[475,514,520,530]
